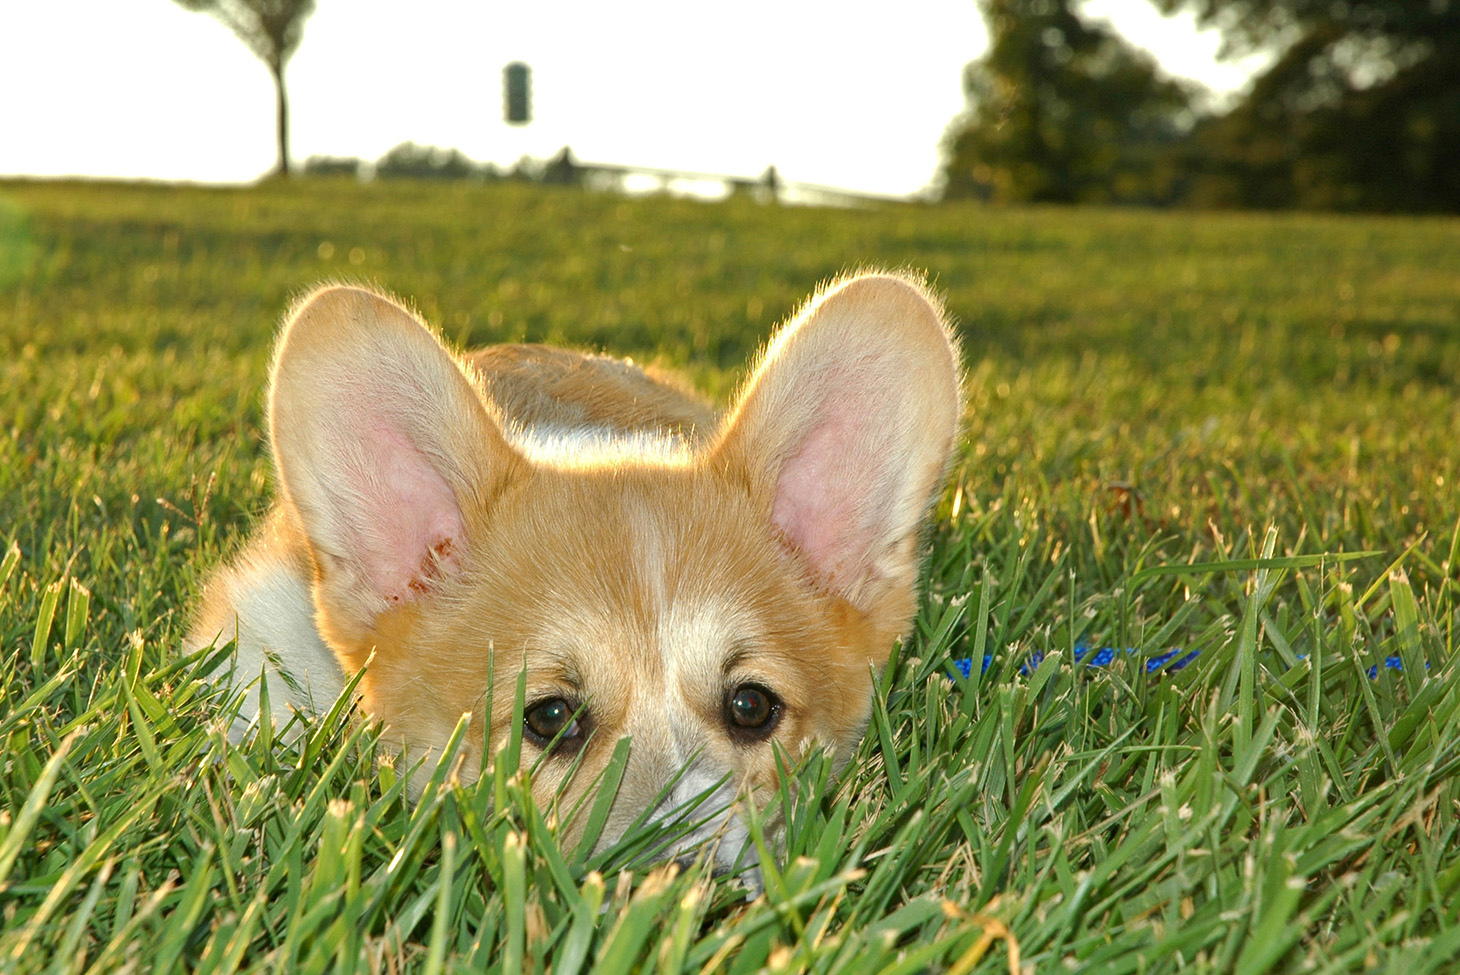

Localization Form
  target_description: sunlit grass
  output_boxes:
[1,178,1458,972]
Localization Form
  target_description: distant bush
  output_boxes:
[302,155,364,178]
[374,142,483,181]
[301,143,583,189]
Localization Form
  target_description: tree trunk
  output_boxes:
[271,59,290,179]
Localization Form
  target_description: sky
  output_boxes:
[0,0,1269,198]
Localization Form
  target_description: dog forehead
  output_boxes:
[512,467,762,587]
[469,468,786,686]
[527,546,756,684]
[656,594,753,684]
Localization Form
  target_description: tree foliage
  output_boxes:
[173,0,317,178]
[1153,0,1460,211]
[941,0,1195,204]
[1149,0,1452,57]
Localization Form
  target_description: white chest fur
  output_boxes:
[189,552,343,741]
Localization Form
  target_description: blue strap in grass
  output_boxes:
[949,645,1422,681]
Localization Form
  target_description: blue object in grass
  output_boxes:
[1292,652,1424,678]
[949,645,1420,682]
[1367,655,1426,678]
[1070,642,1201,674]
[948,643,1198,680]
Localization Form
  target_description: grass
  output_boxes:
[1,177,1459,973]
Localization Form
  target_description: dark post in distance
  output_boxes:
[505,62,531,125]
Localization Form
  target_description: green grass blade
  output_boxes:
[0,730,76,888]
[29,580,61,670]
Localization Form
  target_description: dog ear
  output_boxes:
[267,286,522,643]
[712,273,961,616]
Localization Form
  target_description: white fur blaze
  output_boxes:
[713,273,962,609]
[267,285,521,638]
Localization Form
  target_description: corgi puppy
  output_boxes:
[187,272,962,873]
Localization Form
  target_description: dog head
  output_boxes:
[266,273,961,871]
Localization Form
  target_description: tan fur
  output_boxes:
[188,272,962,871]
[465,344,717,440]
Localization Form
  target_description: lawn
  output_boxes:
[1,177,1459,973]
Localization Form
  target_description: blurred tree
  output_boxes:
[942,0,1195,204]
[173,0,316,179]
[1153,0,1460,211]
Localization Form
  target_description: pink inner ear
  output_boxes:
[770,390,898,591]
[349,418,465,605]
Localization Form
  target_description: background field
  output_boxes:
[1,179,1459,973]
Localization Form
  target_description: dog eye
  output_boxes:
[523,697,586,752]
[725,684,781,740]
